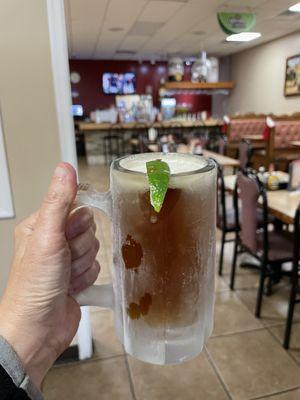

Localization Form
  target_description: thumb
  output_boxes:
[35,163,77,236]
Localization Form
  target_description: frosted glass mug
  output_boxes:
[75,153,216,365]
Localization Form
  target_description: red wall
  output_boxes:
[69,59,211,117]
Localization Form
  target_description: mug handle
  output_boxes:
[73,184,114,309]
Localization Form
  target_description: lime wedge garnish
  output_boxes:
[146,159,170,213]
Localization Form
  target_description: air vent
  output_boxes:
[192,30,205,36]
[128,21,165,36]
[151,0,189,3]
[115,50,137,55]
[108,27,124,32]
[221,40,244,45]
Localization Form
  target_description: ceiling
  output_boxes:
[64,0,300,60]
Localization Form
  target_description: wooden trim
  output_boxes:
[270,114,300,121]
[229,114,267,120]
[163,81,234,90]
[228,113,300,121]
[0,106,14,219]
[46,0,77,166]
[46,0,92,361]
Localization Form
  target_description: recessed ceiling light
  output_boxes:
[109,27,124,32]
[226,32,261,42]
[289,2,300,12]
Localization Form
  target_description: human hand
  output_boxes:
[0,163,100,388]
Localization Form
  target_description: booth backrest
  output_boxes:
[229,118,266,142]
[273,120,300,149]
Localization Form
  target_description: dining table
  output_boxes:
[224,173,299,224]
[147,143,240,169]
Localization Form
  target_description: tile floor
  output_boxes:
[42,159,300,400]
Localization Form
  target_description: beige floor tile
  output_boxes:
[212,291,262,337]
[43,356,132,400]
[223,270,259,290]
[217,239,259,277]
[207,329,300,400]
[78,159,110,191]
[215,275,229,292]
[90,309,124,359]
[128,353,228,400]
[97,252,111,279]
[269,323,300,364]
[259,388,300,399]
[236,282,300,327]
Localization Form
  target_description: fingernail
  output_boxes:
[54,165,68,182]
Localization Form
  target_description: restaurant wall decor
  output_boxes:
[284,54,300,97]
[69,59,212,115]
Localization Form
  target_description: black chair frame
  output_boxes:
[230,171,289,317]
[284,207,300,349]
[217,164,239,276]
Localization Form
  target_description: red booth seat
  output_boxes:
[229,119,266,142]
[274,121,300,149]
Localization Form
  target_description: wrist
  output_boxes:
[0,306,56,388]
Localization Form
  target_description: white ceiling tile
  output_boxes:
[255,0,297,18]
[128,21,165,36]
[103,0,148,30]
[118,35,148,51]
[94,0,148,55]
[138,0,183,22]
[69,0,108,21]
[220,0,268,8]
[66,0,300,59]
[94,31,126,54]
[72,20,102,57]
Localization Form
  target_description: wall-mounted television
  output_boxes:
[102,72,136,95]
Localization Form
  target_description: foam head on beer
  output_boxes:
[119,152,207,175]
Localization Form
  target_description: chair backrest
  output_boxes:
[218,135,227,155]
[228,118,266,142]
[235,171,267,254]
[217,164,227,229]
[238,139,252,171]
[273,120,300,149]
[289,159,300,191]
[294,206,300,259]
[138,134,149,153]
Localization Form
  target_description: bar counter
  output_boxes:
[76,119,223,165]
[76,119,223,132]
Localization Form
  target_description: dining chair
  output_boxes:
[288,159,300,191]
[238,139,252,171]
[138,134,150,153]
[230,170,294,318]
[170,121,183,143]
[103,123,123,165]
[283,206,300,349]
[218,135,227,155]
[217,164,239,276]
[130,123,148,153]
